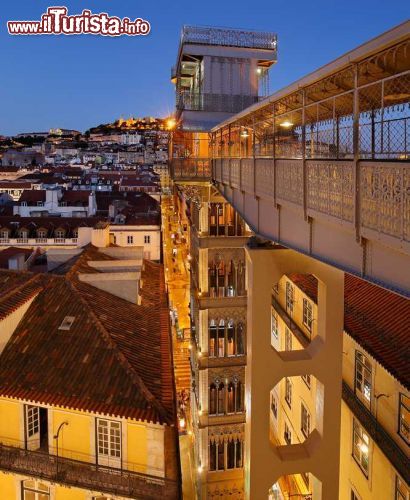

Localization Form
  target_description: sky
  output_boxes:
[0,0,408,136]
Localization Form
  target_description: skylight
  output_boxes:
[58,316,75,331]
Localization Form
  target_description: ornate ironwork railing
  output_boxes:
[171,158,211,181]
[213,157,409,243]
[180,25,277,51]
[0,441,179,499]
[342,381,410,485]
[176,91,260,114]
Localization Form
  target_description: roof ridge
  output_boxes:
[68,278,171,423]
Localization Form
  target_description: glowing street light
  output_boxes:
[280,120,294,128]
[166,117,176,130]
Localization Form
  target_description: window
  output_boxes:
[285,328,292,351]
[352,419,370,476]
[55,229,65,239]
[127,235,134,244]
[301,403,311,438]
[144,235,151,244]
[284,421,292,445]
[37,230,47,239]
[228,439,243,469]
[26,405,39,437]
[0,230,9,239]
[302,374,311,389]
[355,351,372,406]
[303,298,313,331]
[58,316,75,331]
[395,475,409,500]
[209,380,225,415]
[36,201,44,207]
[97,418,121,466]
[271,394,278,419]
[22,479,50,499]
[209,440,243,471]
[286,281,294,315]
[271,309,278,339]
[350,489,360,500]
[285,378,292,409]
[398,393,409,445]
[227,380,243,414]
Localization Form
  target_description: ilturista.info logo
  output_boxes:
[7,6,151,36]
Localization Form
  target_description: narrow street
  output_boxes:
[161,194,196,500]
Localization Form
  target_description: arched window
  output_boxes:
[236,381,244,412]
[209,384,217,415]
[237,323,245,355]
[209,441,217,471]
[209,319,217,357]
[227,439,235,469]
[217,382,225,415]
[22,479,50,499]
[217,319,225,357]
[226,320,235,356]
[227,382,236,413]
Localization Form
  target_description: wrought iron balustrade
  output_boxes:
[342,381,410,484]
[180,25,277,50]
[171,158,211,181]
[0,440,178,499]
[176,92,260,113]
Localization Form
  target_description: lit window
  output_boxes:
[301,403,311,438]
[285,378,292,409]
[285,328,292,351]
[286,281,294,314]
[352,419,370,476]
[284,421,292,445]
[127,235,134,244]
[303,298,313,331]
[22,479,50,499]
[271,309,278,340]
[355,351,372,406]
[398,393,409,445]
[144,235,151,244]
[395,475,409,500]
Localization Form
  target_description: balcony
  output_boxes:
[342,381,410,485]
[170,158,211,181]
[180,25,277,51]
[0,440,178,500]
[176,91,260,114]
[0,238,79,247]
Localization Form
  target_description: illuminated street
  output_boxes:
[161,194,196,499]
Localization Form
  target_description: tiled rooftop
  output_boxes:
[0,247,175,424]
[288,272,410,390]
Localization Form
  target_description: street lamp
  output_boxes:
[54,421,68,477]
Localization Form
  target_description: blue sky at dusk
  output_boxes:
[0,0,408,135]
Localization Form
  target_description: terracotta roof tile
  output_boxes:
[0,248,175,424]
[289,272,410,389]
